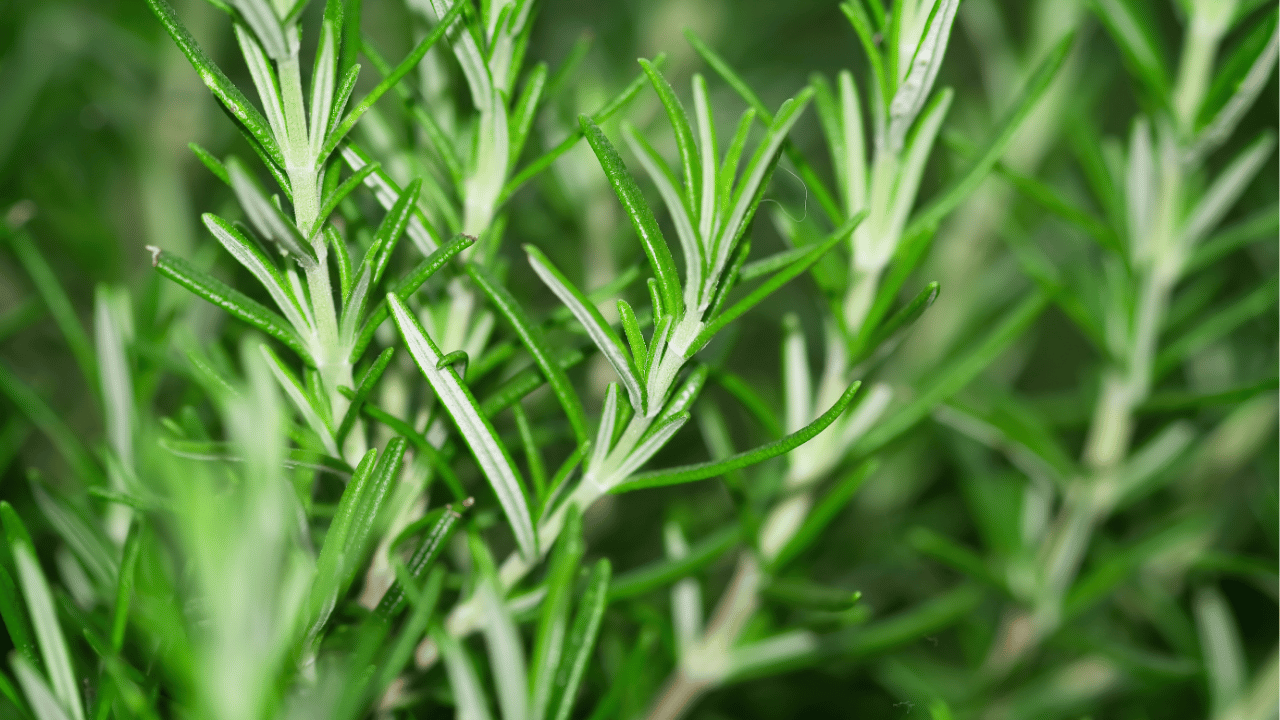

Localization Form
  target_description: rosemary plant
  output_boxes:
[0,0,1273,718]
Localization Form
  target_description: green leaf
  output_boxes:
[712,368,783,438]
[377,503,466,619]
[906,32,1074,237]
[717,108,758,223]
[853,291,1049,458]
[739,245,812,282]
[260,343,338,456]
[1154,278,1278,380]
[350,233,474,363]
[201,213,312,334]
[509,62,548,166]
[3,231,96,386]
[346,438,407,578]
[850,281,939,364]
[692,74,718,240]
[612,411,689,481]
[328,225,353,303]
[373,568,443,699]
[907,527,1002,588]
[545,32,592,98]
[616,299,648,380]
[639,59,701,212]
[1064,515,1211,621]
[368,178,423,286]
[1186,208,1278,273]
[617,380,862,492]
[229,0,288,60]
[770,461,875,570]
[225,157,316,263]
[478,349,585,420]
[144,0,284,166]
[580,116,684,320]
[710,89,815,279]
[317,161,379,231]
[30,483,116,592]
[832,584,982,659]
[525,244,645,413]
[309,17,339,155]
[885,0,959,151]
[1091,0,1170,101]
[0,364,98,485]
[340,143,443,255]
[609,525,739,600]
[148,247,311,363]
[761,579,862,611]
[434,624,496,720]
[547,559,611,720]
[477,567,528,720]
[935,391,1076,486]
[467,263,590,445]
[1194,13,1278,154]
[623,123,704,300]
[530,507,584,720]
[351,396,467,502]
[512,403,548,504]
[996,165,1123,257]
[1194,585,1248,715]
[656,365,710,426]
[321,0,466,159]
[840,2,890,109]
[0,563,39,672]
[188,142,230,186]
[389,294,538,559]
[588,385,621,479]
[233,25,287,143]
[684,30,843,225]
[694,213,864,351]
[1140,376,1279,414]
[109,523,142,652]
[1182,134,1276,246]
[11,654,74,720]
[5,509,84,720]
[500,55,663,202]
[684,29,769,121]
[335,346,395,445]
[542,444,587,517]
[703,239,750,320]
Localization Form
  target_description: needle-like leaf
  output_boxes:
[149,247,311,363]
[259,344,338,456]
[376,502,466,618]
[546,559,611,720]
[389,294,538,559]
[695,212,864,352]
[639,59,701,212]
[226,158,316,264]
[580,116,684,319]
[530,507,584,720]
[467,263,590,445]
[145,0,284,166]
[317,161,379,230]
[617,381,861,492]
[350,233,474,363]
[321,0,466,159]
[525,244,645,413]
[3,506,84,720]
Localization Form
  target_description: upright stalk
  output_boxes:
[278,50,354,454]
[986,0,1232,673]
